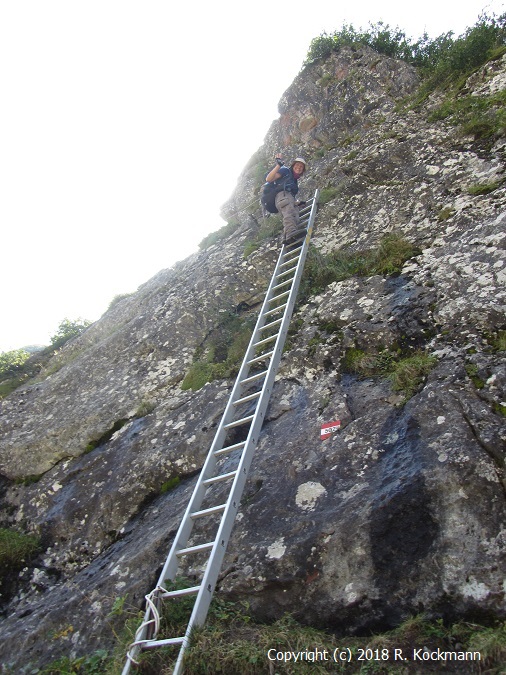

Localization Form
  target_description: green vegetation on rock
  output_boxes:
[50,317,92,349]
[304,15,506,83]
[428,89,506,142]
[0,349,30,378]
[342,347,437,399]
[181,311,256,390]
[199,221,240,250]
[0,318,92,398]
[299,233,420,301]
[97,590,506,675]
[0,527,40,585]
[243,214,283,257]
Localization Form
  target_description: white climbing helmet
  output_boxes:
[291,157,307,173]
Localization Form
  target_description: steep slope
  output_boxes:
[0,46,504,670]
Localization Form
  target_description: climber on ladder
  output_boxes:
[262,154,307,245]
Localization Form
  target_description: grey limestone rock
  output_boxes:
[0,46,505,671]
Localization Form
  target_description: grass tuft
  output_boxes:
[181,312,256,391]
[243,215,283,257]
[0,527,41,591]
[199,221,240,250]
[342,348,437,399]
[299,233,420,302]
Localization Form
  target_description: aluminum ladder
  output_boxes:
[123,189,319,674]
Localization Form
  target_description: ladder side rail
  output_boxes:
[123,191,319,675]
[159,240,294,571]
[158,233,313,675]
[168,431,269,675]
[242,189,319,457]
[231,245,294,375]
[170,191,320,674]
[124,228,305,673]
[234,188,319,448]
[192,241,291,464]
[172,190,320,667]
[152,242,296,588]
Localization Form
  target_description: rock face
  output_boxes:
[0,46,505,670]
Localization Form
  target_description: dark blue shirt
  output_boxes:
[270,165,299,196]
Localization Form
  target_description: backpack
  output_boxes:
[260,174,291,214]
[260,181,281,214]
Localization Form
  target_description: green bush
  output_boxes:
[318,73,334,87]
[135,399,156,418]
[428,89,506,140]
[465,363,485,389]
[439,16,506,75]
[437,207,455,222]
[304,15,506,78]
[50,318,92,349]
[490,330,506,351]
[107,293,133,311]
[467,180,503,195]
[39,650,109,674]
[181,360,216,391]
[413,16,506,104]
[0,354,33,398]
[0,349,30,379]
[305,22,414,65]
[389,352,438,398]
[160,476,181,493]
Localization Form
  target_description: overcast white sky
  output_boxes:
[1,0,504,351]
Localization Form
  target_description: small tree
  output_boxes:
[0,349,30,378]
[50,318,92,349]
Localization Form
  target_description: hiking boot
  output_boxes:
[283,227,307,245]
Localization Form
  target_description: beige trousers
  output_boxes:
[275,191,299,237]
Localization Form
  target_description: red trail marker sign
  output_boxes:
[321,420,341,440]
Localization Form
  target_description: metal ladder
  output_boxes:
[123,189,319,675]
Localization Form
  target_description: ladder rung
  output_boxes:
[259,317,283,332]
[214,441,246,457]
[191,503,226,519]
[141,637,185,649]
[233,391,261,406]
[202,470,238,485]
[247,350,274,365]
[176,542,214,556]
[224,414,255,429]
[272,278,294,293]
[280,252,300,266]
[284,242,303,253]
[277,265,298,278]
[252,333,277,349]
[161,585,201,598]
[269,290,290,303]
[240,370,267,385]
[264,302,287,317]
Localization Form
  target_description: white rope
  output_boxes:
[125,586,165,664]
